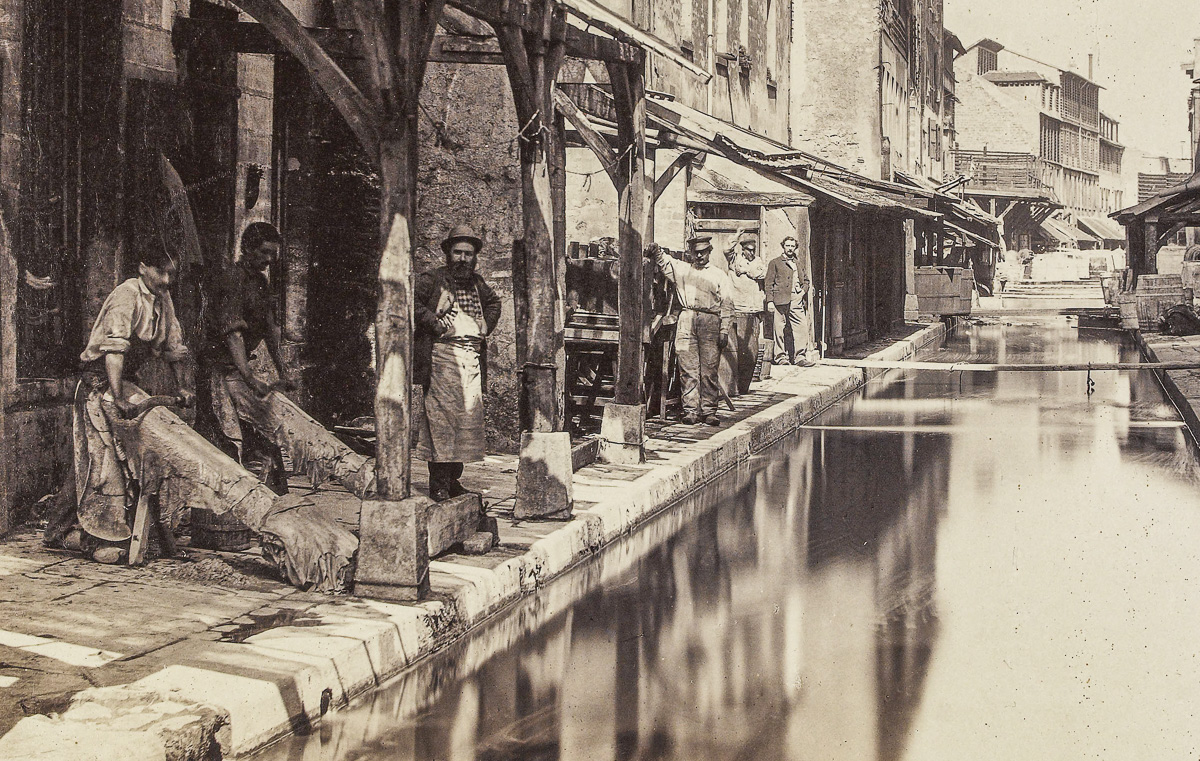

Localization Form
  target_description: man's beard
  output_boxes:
[451,263,474,280]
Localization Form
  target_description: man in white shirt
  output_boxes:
[654,237,733,425]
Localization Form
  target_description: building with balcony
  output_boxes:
[952,38,1125,250]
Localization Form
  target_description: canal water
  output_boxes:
[257,320,1200,761]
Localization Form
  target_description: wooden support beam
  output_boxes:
[173,18,361,58]
[608,59,649,408]
[448,0,649,64]
[653,150,697,201]
[553,87,620,184]
[429,34,506,65]
[231,0,380,151]
[1144,221,1161,276]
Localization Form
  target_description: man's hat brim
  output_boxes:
[442,234,483,253]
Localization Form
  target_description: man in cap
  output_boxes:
[765,235,817,367]
[414,225,502,500]
[722,229,766,395]
[652,236,733,425]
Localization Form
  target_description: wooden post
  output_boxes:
[609,60,648,407]
[597,58,650,464]
[1144,220,1161,277]
[499,2,575,519]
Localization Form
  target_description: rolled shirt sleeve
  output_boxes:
[80,282,138,361]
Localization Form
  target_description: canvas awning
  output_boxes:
[1076,216,1124,242]
[646,94,939,218]
[1040,217,1098,246]
[690,156,816,206]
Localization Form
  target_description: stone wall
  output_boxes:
[789,0,882,176]
[952,73,1040,154]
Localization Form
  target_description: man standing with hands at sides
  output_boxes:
[653,236,733,426]
[414,225,502,501]
[765,235,818,367]
[206,222,297,493]
[723,229,766,395]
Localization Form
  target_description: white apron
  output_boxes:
[416,299,486,463]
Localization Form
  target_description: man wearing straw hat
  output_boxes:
[414,225,503,501]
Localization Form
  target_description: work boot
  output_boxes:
[704,414,721,426]
[681,413,700,425]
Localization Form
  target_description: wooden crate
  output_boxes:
[915,266,974,316]
[1135,274,1185,331]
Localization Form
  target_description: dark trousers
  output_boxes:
[428,461,465,496]
[675,310,721,417]
[731,313,761,395]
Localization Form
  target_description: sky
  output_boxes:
[945,0,1200,158]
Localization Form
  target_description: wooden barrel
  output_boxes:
[190,508,255,552]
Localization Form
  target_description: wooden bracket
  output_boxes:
[553,88,623,185]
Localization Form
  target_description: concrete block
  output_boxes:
[514,432,574,520]
[134,665,290,756]
[903,293,920,321]
[354,497,430,602]
[598,403,646,465]
[0,716,165,761]
[478,514,499,542]
[462,532,495,555]
[427,494,483,557]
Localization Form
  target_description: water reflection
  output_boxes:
[257,321,1200,761]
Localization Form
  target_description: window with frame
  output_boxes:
[977,48,997,75]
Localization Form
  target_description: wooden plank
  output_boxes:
[553,88,619,184]
[689,189,815,206]
[429,35,506,65]
[821,358,1200,372]
[127,492,152,566]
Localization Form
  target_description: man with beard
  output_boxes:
[414,225,503,501]
[765,235,817,367]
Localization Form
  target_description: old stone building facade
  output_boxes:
[953,38,1127,250]
[788,0,957,183]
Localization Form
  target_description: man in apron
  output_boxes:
[43,249,194,562]
[653,237,733,426]
[414,225,503,501]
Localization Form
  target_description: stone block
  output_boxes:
[462,532,495,555]
[354,497,430,602]
[598,402,646,465]
[514,432,574,520]
[427,494,483,558]
[478,514,499,541]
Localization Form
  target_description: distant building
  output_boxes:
[952,39,1126,250]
